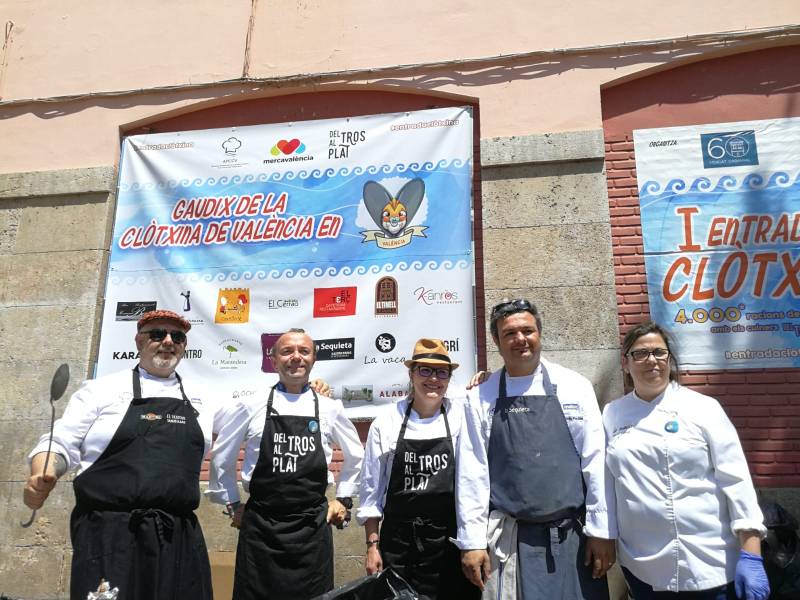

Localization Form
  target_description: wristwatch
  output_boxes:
[224,501,241,518]
[336,497,353,510]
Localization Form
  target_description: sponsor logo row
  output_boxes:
[115,279,462,325]
[140,118,458,165]
[110,333,461,374]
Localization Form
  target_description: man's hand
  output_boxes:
[310,378,331,396]
[229,504,245,529]
[466,370,491,390]
[584,537,616,579]
[327,498,348,526]
[23,453,59,510]
[461,549,491,590]
[365,545,383,575]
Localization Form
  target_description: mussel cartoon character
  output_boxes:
[363,178,425,238]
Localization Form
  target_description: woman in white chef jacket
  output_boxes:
[357,338,479,600]
[603,321,769,600]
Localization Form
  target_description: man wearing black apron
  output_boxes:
[207,328,363,600]
[455,299,617,600]
[24,310,214,600]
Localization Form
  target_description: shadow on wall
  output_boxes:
[602,44,800,126]
[2,36,798,122]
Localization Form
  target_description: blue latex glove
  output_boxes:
[734,550,770,600]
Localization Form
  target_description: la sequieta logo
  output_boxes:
[313,286,357,318]
[215,288,250,324]
[361,178,428,249]
[375,277,398,316]
[115,301,157,321]
[315,338,355,361]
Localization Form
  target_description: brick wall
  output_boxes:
[605,133,800,488]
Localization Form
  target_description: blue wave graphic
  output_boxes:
[119,159,470,192]
[108,259,472,284]
[639,171,799,199]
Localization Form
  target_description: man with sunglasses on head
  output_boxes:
[23,309,215,600]
[455,299,617,600]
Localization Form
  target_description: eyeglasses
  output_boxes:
[490,299,533,319]
[627,348,669,362]
[415,366,452,379]
[140,328,187,345]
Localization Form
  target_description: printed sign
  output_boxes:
[633,117,800,369]
[96,107,477,418]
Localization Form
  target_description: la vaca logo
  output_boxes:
[375,333,396,353]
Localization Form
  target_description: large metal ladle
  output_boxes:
[21,363,70,528]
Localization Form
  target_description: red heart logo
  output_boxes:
[277,139,301,155]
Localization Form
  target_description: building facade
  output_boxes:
[1,2,798,597]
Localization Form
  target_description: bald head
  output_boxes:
[270,330,316,393]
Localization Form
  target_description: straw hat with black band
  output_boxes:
[404,338,459,370]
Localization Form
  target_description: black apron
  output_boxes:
[488,365,608,600]
[233,385,333,600]
[380,400,479,600]
[69,367,212,600]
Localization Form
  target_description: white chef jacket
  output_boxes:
[206,387,364,504]
[28,367,217,475]
[603,382,766,592]
[455,358,617,550]
[357,394,467,525]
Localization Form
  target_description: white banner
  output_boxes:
[634,117,800,370]
[97,107,476,418]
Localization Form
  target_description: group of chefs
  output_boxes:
[23,301,770,600]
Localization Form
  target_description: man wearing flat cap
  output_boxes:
[23,309,215,600]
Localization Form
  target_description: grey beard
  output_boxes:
[152,354,178,371]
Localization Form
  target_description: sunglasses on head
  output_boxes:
[490,299,533,319]
[140,328,187,344]
[415,365,452,379]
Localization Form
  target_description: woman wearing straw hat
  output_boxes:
[358,338,480,599]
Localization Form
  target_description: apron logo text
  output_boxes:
[272,432,317,473]
[402,451,449,491]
